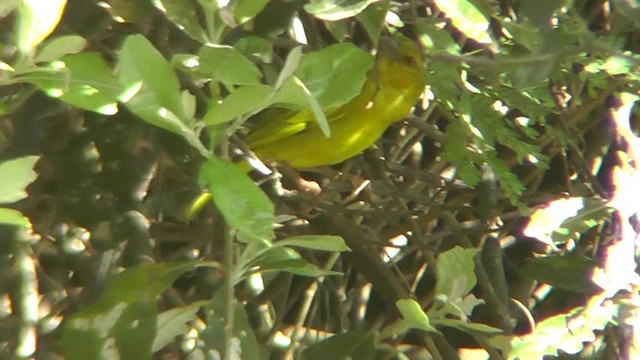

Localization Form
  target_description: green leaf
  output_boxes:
[199,157,274,240]
[294,42,373,109]
[0,207,31,228]
[153,0,209,42]
[35,35,87,63]
[275,235,350,252]
[522,254,598,293]
[272,76,331,137]
[113,301,157,360]
[250,246,340,277]
[61,262,204,360]
[16,0,67,54]
[233,0,270,25]
[73,262,202,316]
[436,318,501,334]
[202,84,274,125]
[197,44,263,85]
[304,0,378,21]
[524,197,611,245]
[119,35,207,154]
[275,46,302,89]
[435,246,479,299]
[433,0,493,46]
[302,331,378,360]
[20,52,123,115]
[509,304,616,358]
[0,155,39,204]
[119,34,186,120]
[105,0,155,23]
[397,298,439,333]
[355,0,389,44]
[152,300,209,352]
[234,36,273,63]
[201,291,260,359]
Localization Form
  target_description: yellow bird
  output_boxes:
[242,34,425,169]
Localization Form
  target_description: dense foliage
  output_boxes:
[1,0,639,359]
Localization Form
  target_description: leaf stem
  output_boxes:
[223,224,236,360]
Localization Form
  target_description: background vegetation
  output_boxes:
[1,0,639,359]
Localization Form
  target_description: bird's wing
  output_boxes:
[242,106,346,148]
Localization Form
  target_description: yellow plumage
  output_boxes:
[242,35,424,169]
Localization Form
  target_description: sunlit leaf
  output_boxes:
[233,0,270,25]
[202,84,274,125]
[118,35,208,155]
[0,207,31,228]
[433,0,493,46]
[435,246,478,299]
[0,155,39,204]
[200,291,260,359]
[119,34,186,120]
[197,44,263,85]
[397,298,439,333]
[35,35,87,63]
[152,300,209,352]
[16,0,66,54]
[153,0,209,42]
[522,254,598,293]
[20,52,122,115]
[275,235,350,252]
[304,0,378,21]
[249,246,340,277]
[509,304,616,358]
[294,42,373,108]
[61,262,206,360]
[199,157,274,240]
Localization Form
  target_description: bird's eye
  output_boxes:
[402,55,418,67]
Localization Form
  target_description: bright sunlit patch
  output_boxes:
[424,85,434,101]
[50,60,66,69]
[40,312,63,334]
[515,116,530,127]
[527,154,539,164]
[158,107,169,117]
[357,283,372,321]
[383,233,409,263]
[65,237,86,253]
[96,103,118,115]
[247,273,265,293]
[0,61,14,72]
[46,88,64,98]
[291,16,308,45]
[502,19,514,39]
[462,114,484,139]
[120,81,143,103]
[385,11,404,27]
[441,166,457,181]
[272,331,292,348]
[217,0,230,8]
[246,156,272,175]
[182,56,200,69]
[461,70,481,93]
[187,248,200,259]
[152,0,167,12]
[0,294,11,317]
[181,327,198,352]
[492,100,508,115]
[524,197,584,246]
[80,85,98,96]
